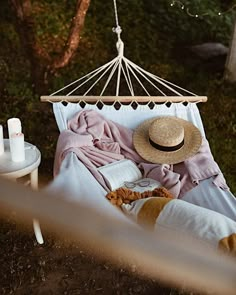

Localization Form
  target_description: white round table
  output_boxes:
[0,139,44,244]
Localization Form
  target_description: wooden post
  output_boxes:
[224,20,236,82]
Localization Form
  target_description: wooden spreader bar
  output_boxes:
[40,95,208,103]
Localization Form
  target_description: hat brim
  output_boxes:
[133,116,202,164]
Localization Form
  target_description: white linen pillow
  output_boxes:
[122,197,236,256]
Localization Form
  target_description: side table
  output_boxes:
[0,139,44,244]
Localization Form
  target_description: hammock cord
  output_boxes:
[112,0,122,42]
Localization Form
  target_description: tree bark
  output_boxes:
[224,20,236,82]
[10,0,91,94]
[52,0,91,70]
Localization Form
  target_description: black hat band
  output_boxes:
[149,138,184,152]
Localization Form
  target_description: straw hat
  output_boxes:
[133,116,202,164]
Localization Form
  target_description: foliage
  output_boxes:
[144,0,235,46]
[0,0,235,191]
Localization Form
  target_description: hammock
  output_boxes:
[38,1,236,293]
[40,0,235,215]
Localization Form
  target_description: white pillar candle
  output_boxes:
[0,125,4,155]
[7,118,22,137]
[10,132,25,162]
[7,118,22,155]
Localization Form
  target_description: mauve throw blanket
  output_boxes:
[54,110,228,197]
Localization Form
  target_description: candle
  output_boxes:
[0,125,4,155]
[7,118,22,156]
[10,132,25,162]
[7,118,22,137]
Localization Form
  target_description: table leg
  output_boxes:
[30,168,39,190]
[31,168,44,244]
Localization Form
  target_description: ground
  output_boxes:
[0,173,200,295]
[0,219,186,295]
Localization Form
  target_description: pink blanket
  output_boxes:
[54,110,228,197]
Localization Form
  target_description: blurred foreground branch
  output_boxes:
[0,176,236,295]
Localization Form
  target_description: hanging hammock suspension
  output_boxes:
[41,0,207,103]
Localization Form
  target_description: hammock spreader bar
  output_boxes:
[40,95,207,103]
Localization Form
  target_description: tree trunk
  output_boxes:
[224,20,236,82]
[52,0,91,71]
[10,0,91,94]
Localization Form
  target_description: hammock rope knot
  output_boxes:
[112,25,122,44]
[116,39,124,57]
[112,25,122,35]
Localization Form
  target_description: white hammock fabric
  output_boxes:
[52,101,205,133]
[48,102,236,221]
